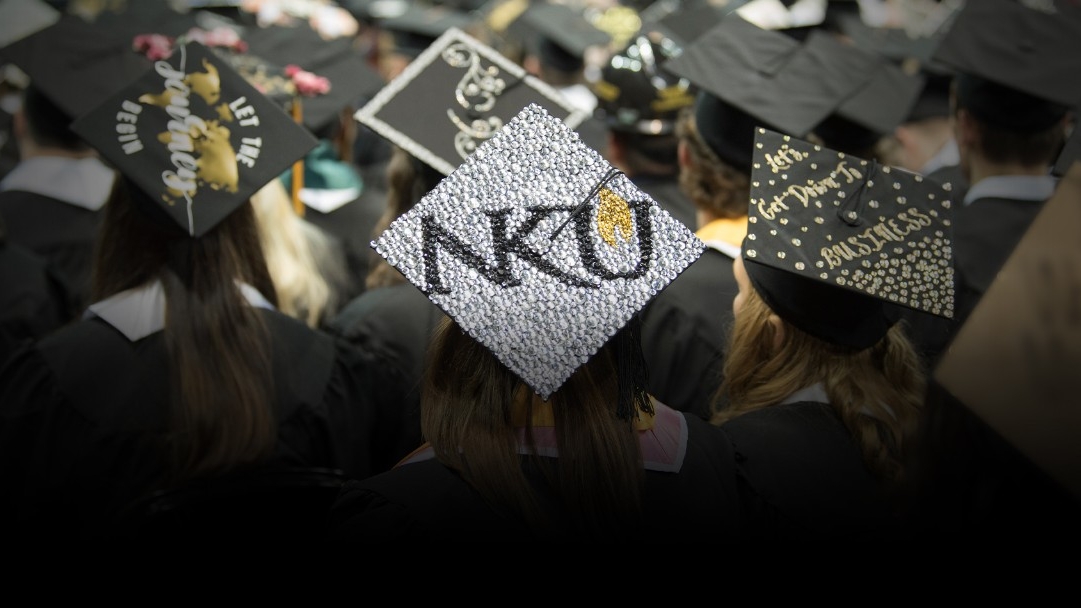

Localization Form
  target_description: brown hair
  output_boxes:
[365,146,444,290]
[969,119,1066,167]
[711,286,925,485]
[422,317,647,539]
[675,108,751,220]
[92,178,278,486]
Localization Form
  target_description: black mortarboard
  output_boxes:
[934,161,1081,500]
[1053,125,1081,178]
[474,0,534,60]
[123,18,383,137]
[520,1,611,72]
[240,15,357,70]
[236,27,383,135]
[903,66,953,124]
[931,0,1081,131]
[378,1,475,59]
[743,127,956,349]
[70,41,318,237]
[663,15,878,167]
[642,0,746,49]
[355,26,590,176]
[814,30,926,152]
[836,59,924,133]
[0,15,153,120]
[372,103,705,399]
[833,6,959,67]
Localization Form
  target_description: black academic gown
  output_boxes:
[0,190,101,318]
[326,281,445,454]
[640,247,736,419]
[633,175,697,233]
[0,240,73,367]
[326,404,742,542]
[925,163,968,201]
[296,184,387,307]
[0,307,411,540]
[719,397,905,543]
[304,197,384,305]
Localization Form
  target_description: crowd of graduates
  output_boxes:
[0,0,1078,543]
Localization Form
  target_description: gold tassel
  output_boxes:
[290,97,305,217]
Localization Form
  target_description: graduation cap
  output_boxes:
[372,103,706,400]
[70,41,319,237]
[641,0,746,49]
[226,27,383,135]
[239,14,358,71]
[473,0,534,60]
[663,14,878,169]
[902,66,953,124]
[0,15,154,120]
[933,161,1081,501]
[592,30,696,135]
[837,15,935,63]
[743,127,956,349]
[812,29,926,154]
[931,0,1081,131]
[355,26,590,176]
[519,1,612,73]
[378,1,476,59]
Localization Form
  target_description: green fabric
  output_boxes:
[279,139,363,192]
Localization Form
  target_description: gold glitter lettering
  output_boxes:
[597,188,633,247]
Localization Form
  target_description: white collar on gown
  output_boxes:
[84,279,274,341]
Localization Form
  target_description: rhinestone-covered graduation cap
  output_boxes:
[743,127,956,349]
[373,103,706,399]
[355,26,590,176]
[70,41,319,237]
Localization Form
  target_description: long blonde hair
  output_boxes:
[711,287,926,484]
[250,179,348,327]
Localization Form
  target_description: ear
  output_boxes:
[767,313,785,353]
[677,138,692,169]
[954,108,978,149]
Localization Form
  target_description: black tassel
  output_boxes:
[615,315,653,421]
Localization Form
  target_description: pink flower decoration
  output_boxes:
[284,65,331,97]
[132,34,175,61]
